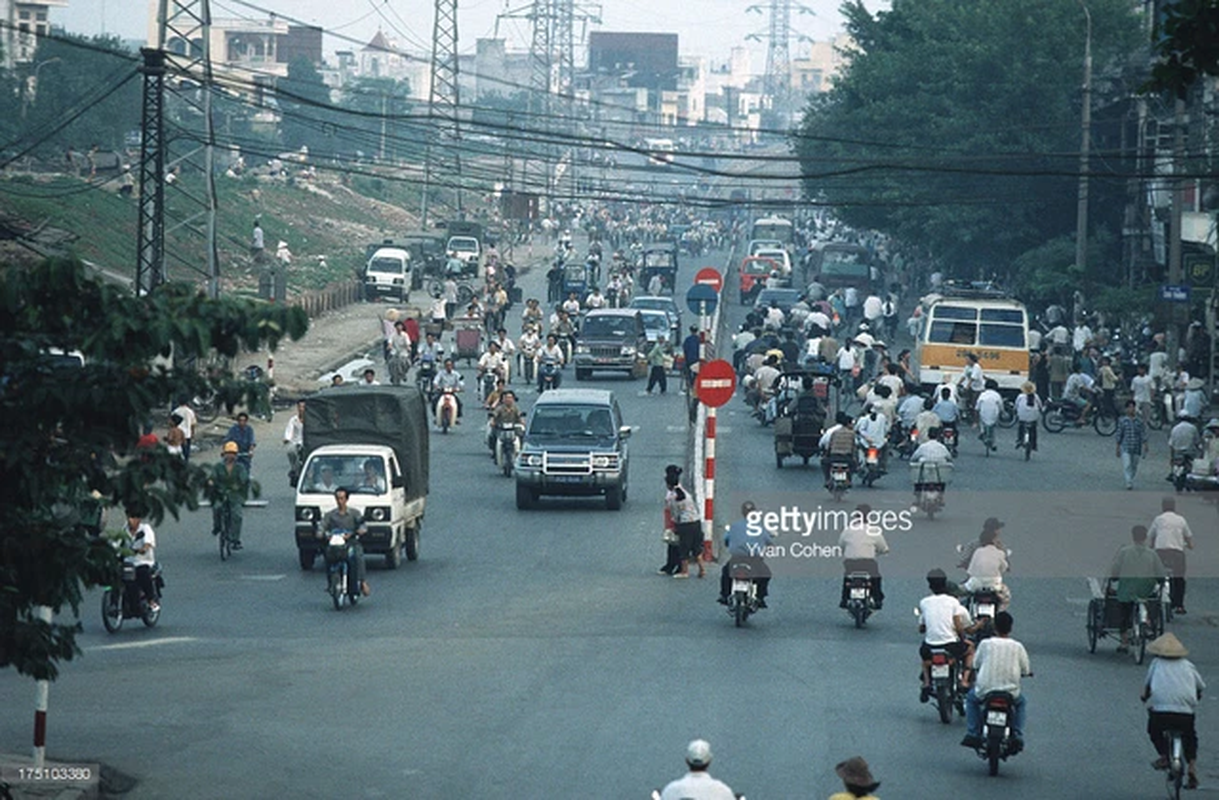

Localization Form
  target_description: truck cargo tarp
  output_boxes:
[304,387,430,501]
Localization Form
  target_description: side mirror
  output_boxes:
[619,425,633,440]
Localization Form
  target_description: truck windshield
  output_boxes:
[301,456,387,494]
[369,257,404,275]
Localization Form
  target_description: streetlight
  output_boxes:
[1074,1,1091,325]
[22,56,61,119]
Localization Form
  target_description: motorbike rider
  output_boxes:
[914,396,943,445]
[919,568,975,702]
[491,328,516,382]
[717,501,773,608]
[820,412,858,488]
[960,611,1032,751]
[209,441,250,550]
[855,403,890,473]
[123,506,160,612]
[486,389,524,454]
[319,487,370,598]
[431,358,465,423]
[658,739,736,800]
[1142,632,1205,790]
[561,291,582,317]
[536,334,566,392]
[477,341,509,397]
[932,386,960,434]
[282,399,305,487]
[521,298,544,333]
[838,503,888,610]
[1063,363,1095,425]
[910,426,953,464]
[518,324,541,380]
[1167,412,1202,478]
[962,521,1011,611]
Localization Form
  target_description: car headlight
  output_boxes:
[621,346,636,356]
[524,454,543,467]
[575,345,590,355]
[296,507,318,522]
[369,507,388,522]
[592,455,611,468]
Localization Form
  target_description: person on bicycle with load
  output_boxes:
[1142,632,1204,789]
[956,353,985,424]
[210,441,250,550]
[1109,524,1167,653]
[975,379,1003,453]
[1014,381,1043,451]
[320,487,370,598]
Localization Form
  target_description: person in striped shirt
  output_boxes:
[1116,400,1149,490]
[961,611,1032,750]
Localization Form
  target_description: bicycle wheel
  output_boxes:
[219,520,231,561]
[997,400,1017,428]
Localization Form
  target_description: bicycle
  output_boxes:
[215,498,238,561]
[1162,728,1186,799]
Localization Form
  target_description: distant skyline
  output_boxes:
[58,0,890,70]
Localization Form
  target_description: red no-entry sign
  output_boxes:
[695,359,737,408]
[695,267,723,294]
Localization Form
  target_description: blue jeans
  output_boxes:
[1120,450,1140,488]
[966,688,1025,739]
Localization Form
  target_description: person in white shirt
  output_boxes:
[957,353,985,419]
[172,398,198,461]
[1026,327,1042,351]
[964,525,1011,610]
[1013,382,1043,451]
[282,399,305,486]
[658,740,736,800]
[584,288,606,309]
[763,304,785,331]
[1142,632,1205,788]
[561,292,581,317]
[975,379,1004,452]
[919,569,974,701]
[838,503,889,609]
[911,427,953,463]
[961,611,1031,749]
[1149,497,1194,614]
[898,392,925,431]
[1063,365,1095,422]
[123,508,160,612]
[1128,363,1155,426]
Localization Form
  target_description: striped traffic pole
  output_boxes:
[703,406,717,561]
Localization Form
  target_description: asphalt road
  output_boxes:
[3,239,1218,799]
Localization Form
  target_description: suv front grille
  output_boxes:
[589,346,622,358]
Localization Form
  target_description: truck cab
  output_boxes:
[445,236,482,277]
[363,243,412,302]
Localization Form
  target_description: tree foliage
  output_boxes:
[24,34,141,156]
[278,56,335,155]
[794,0,1143,278]
[0,259,308,680]
[335,77,419,162]
[1146,0,1219,98]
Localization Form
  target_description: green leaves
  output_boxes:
[0,258,309,680]
[1145,0,1219,98]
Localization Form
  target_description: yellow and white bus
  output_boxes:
[914,291,1030,394]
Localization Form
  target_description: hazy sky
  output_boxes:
[58,0,889,67]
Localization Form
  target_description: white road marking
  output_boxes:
[237,574,287,581]
[91,636,199,652]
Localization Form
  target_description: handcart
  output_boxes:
[453,316,484,366]
[1085,576,1168,664]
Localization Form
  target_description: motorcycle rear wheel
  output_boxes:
[935,683,953,724]
[733,594,747,628]
[1093,413,1118,437]
[1042,409,1066,433]
[852,603,867,629]
[987,739,1001,776]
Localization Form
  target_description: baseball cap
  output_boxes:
[222,441,239,454]
[686,739,712,768]
[983,517,1005,532]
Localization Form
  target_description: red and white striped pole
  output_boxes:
[703,405,717,561]
[32,604,51,767]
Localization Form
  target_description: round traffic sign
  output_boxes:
[686,283,719,315]
[695,359,737,408]
[694,267,723,294]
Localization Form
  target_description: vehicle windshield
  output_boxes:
[528,406,616,438]
[449,237,478,253]
[580,317,634,338]
[743,258,780,275]
[300,456,389,495]
[820,249,870,277]
[641,314,669,333]
[369,257,404,275]
[643,252,675,267]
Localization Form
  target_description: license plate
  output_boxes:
[731,580,751,594]
[866,455,878,464]
[931,664,950,678]
[832,469,848,480]
[977,603,995,617]
[986,710,1008,727]
[551,475,584,483]
[850,588,867,599]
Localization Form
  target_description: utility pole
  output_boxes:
[135,47,167,296]
[1074,2,1091,322]
[747,0,812,131]
[1167,96,1187,368]
[423,0,462,226]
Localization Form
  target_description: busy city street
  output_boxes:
[1,241,1216,799]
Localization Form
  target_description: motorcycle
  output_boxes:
[926,644,967,725]
[101,561,164,632]
[1171,453,1193,493]
[967,691,1025,776]
[495,422,524,477]
[478,369,498,402]
[538,360,562,393]
[416,359,437,397]
[1041,397,1117,436]
[323,531,362,610]
[940,425,959,457]
[844,572,877,628]
[519,347,538,385]
[726,561,763,627]
[435,386,459,433]
[964,588,1001,643]
[858,443,885,487]
[827,456,853,501]
[910,460,950,520]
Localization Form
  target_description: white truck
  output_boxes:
[363,241,413,302]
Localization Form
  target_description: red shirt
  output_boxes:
[404,318,420,343]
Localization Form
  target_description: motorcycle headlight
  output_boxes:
[575,345,590,355]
